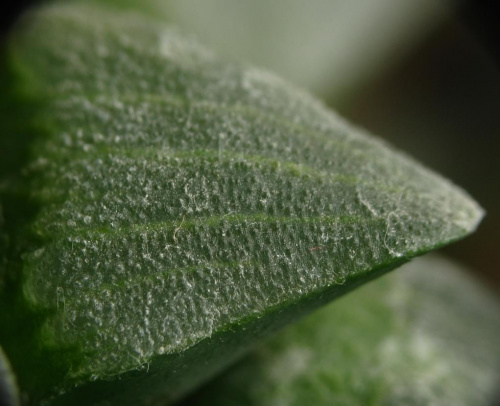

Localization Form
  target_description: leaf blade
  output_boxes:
[1,3,483,404]
[183,256,500,406]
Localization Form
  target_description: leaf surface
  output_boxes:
[184,256,500,406]
[0,3,483,405]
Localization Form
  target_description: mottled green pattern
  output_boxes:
[186,256,500,406]
[0,3,483,405]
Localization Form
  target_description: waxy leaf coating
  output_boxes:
[0,3,483,405]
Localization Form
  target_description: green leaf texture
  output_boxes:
[184,256,500,406]
[0,3,483,405]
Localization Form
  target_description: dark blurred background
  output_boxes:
[1,0,499,289]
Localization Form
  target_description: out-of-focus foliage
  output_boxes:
[0,347,19,406]
[91,0,452,100]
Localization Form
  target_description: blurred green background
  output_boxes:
[1,0,499,288]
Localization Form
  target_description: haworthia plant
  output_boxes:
[184,256,500,406]
[0,2,483,405]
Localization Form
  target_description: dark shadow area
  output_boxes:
[0,0,37,38]
[460,0,500,66]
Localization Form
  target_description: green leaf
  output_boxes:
[184,256,500,406]
[0,3,483,405]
